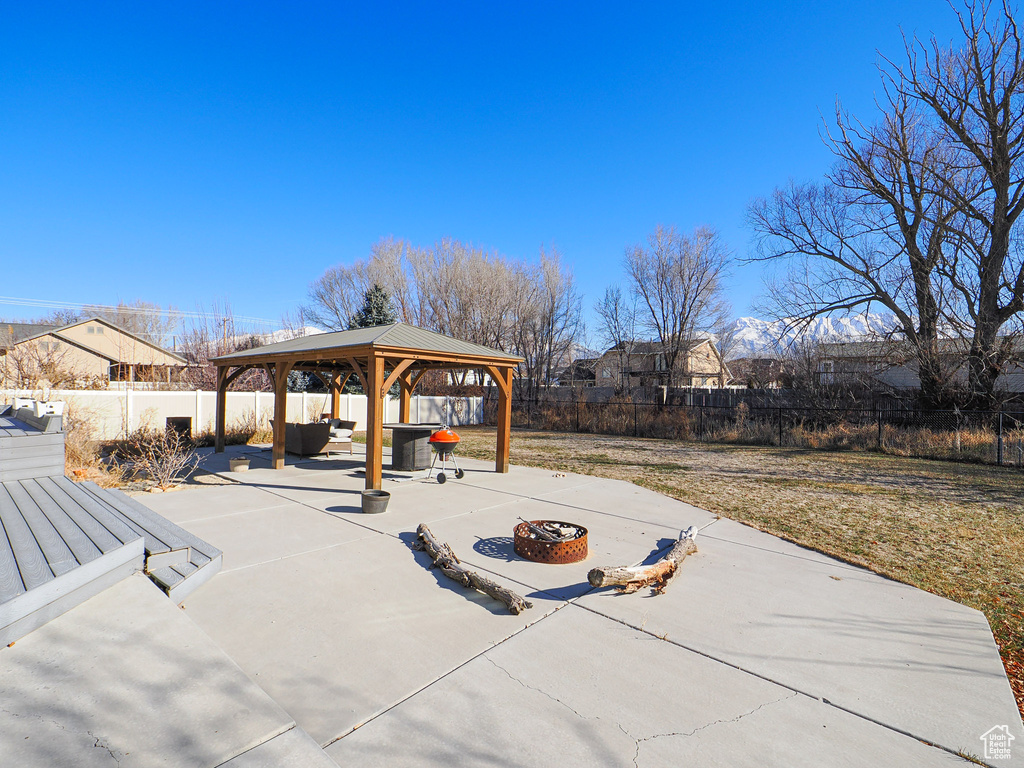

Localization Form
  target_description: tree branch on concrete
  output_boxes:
[588,527,698,594]
[415,523,533,614]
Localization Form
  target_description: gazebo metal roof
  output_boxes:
[211,323,520,366]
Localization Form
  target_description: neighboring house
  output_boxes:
[0,317,186,388]
[817,338,1024,392]
[556,357,597,387]
[595,339,731,389]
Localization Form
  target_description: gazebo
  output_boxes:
[209,323,522,489]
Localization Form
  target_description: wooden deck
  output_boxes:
[1,403,223,642]
[0,475,144,645]
[0,411,64,482]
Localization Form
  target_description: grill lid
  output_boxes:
[428,427,460,444]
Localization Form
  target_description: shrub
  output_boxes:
[115,427,200,489]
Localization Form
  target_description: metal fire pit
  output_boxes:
[513,520,588,564]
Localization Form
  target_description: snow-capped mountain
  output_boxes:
[725,313,896,360]
[262,325,326,343]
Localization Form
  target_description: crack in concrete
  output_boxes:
[629,692,798,767]
[1,706,122,766]
[89,731,124,765]
[484,656,596,724]
[484,659,801,768]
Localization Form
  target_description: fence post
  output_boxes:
[778,406,783,446]
[998,411,1004,466]
[633,403,638,437]
[877,407,882,451]
[699,406,704,441]
[575,401,579,432]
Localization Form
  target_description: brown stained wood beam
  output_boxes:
[399,369,412,423]
[364,354,385,490]
[224,365,253,388]
[409,369,428,392]
[215,366,228,453]
[346,357,369,393]
[271,361,294,470]
[495,366,513,474]
[484,365,512,398]
[311,371,331,389]
[331,372,351,418]
[379,358,415,399]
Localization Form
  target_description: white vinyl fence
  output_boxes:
[1,389,484,441]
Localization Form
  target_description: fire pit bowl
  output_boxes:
[513,520,588,564]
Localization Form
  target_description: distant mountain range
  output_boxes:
[724,313,895,360]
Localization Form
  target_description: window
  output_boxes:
[87,327,95,334]
[601,368,611,379]
[96,326,104,335]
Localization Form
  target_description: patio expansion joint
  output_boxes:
[574,603,985,765]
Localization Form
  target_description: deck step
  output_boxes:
[78,483,224,604]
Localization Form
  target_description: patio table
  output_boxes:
[383,423,441,471]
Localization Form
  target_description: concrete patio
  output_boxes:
[2,442,1022,767]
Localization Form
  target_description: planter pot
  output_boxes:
[229,458,251,473]
[361,489,390,514]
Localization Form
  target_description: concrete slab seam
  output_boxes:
[212,725,338,768]
[168,500,297,525]
[219,533,381,574]
[573,602,991,766]
[223,482,386,537]
[697,530,883,575]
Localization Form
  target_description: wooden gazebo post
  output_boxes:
[495,366,513,473]
[365,353,385,490]
[215,366,228,453]
[271,361,294,470]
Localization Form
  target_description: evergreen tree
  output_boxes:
[348,284,397,329]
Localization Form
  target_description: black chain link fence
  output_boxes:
[484,399,1024,468]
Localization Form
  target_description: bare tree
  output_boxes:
[84,300,179,348]
[594,286,636,391]
[304,237,418,330]
[625,225,731,387]
[752,1,1024,408]
[0,337,79,389]
[899,1,1024,406]
[303,236,584,395]
[178,304,270,391]
[513,248,583,399]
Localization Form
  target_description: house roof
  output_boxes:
[210,322,522,366]
[602,338,707,357]
[1,317,186,364]
[819,337,1024,360]
[0,322,60,347]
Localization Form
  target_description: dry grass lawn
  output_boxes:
[454,426,1024,719]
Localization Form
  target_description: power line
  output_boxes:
[0,295,275,325]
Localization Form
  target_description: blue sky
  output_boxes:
[0,2,964,333]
